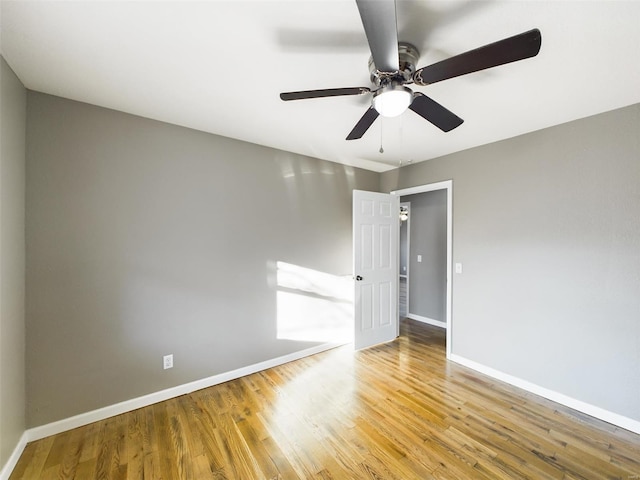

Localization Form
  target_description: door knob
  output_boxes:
[355,275,363,281]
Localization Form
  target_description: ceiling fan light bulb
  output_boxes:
[373,87,413,117]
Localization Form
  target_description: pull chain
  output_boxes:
[379,118,384,154]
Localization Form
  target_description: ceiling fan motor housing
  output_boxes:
[369,42,420,86]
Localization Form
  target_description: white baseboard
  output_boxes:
[449,353,640,435]
[407,313,446,329]
[25,341,346,443]
[0,432,28,480]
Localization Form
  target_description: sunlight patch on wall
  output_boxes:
[276,261,353,343]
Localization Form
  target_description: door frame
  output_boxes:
[399,201,410,317]
[391,180,453,359]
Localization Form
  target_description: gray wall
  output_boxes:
[0,57,26,468]
[402,191,447,322]
[381,104,640,422]
[26,92,379,427]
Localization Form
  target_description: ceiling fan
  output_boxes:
[280,0,542,141]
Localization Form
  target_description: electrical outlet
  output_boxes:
[163,354,173,370]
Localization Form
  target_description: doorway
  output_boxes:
[392,181,453,358]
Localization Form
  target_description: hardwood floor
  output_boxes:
[11,320,640,479]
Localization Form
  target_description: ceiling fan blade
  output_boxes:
[409,93,463,132]
[355,0,399,73]
[413,28,542,86]
[280,87,371,101]
[346,107,380,140]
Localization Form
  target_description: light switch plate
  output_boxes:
[455,263,463,274]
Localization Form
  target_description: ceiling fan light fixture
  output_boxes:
[400,206,409,221]
[373,85,413,117]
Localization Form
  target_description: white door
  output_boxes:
[353,190,399,350]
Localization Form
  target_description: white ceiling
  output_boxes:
[2,1,640,172]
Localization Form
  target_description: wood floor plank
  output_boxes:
[56,426,85,479]
[151,402,181,480]
[9,319,640,479]
[124,409,143,480]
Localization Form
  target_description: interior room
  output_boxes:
[1,1,639,478]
